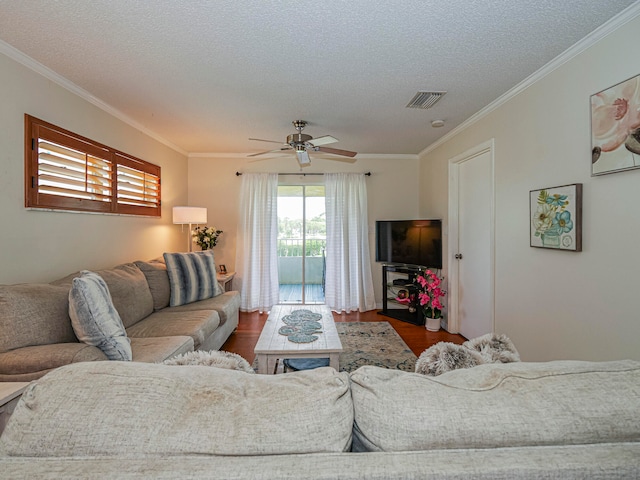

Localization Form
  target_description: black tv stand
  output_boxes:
[378,265,425,326]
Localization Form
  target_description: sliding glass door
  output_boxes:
[277,185,326,304]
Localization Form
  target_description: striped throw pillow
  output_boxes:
[163,251,223,307]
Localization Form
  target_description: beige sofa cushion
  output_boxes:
[0,343,107,382]
[0,337,193,381]
[168,291,240,326]
[350,360,640,452]
[126,310,220,350]
[0,283,76,353]
[130,336,194,363]
[0,362,353,457]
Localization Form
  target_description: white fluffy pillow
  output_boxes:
[162,350,255,373]
[68,270,132,361]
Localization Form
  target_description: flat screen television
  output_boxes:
[375,219,442,269]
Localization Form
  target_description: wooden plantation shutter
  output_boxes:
[116,153,161,215]
[30,129,114,213]
[25,115,161,217]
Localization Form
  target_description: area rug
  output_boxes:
[336,321,416,372]
[252,321,417,373]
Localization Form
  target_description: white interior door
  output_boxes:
[448,141,494,339]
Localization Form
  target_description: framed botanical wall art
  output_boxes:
[591,73,640,176]
[530,183,582,252]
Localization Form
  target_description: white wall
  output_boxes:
[187,154,420,304]
[419,14,640,361]
[0,51,189,283]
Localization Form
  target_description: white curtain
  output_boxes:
[235,173,279,312]
[324,173,376,313]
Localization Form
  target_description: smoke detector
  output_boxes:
[431,119,445,128]
[406,91,447,109]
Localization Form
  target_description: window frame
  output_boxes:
[24,114,161,217]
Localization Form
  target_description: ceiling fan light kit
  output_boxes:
[249,120,357,166]
[296,149,311,166]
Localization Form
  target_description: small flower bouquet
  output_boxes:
[415,270,446,319]
[192,226,223,250]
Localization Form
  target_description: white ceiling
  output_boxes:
[0,1,637,156]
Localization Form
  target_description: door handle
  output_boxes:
[454,253,463,260]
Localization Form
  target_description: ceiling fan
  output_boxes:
[248,120,357,166]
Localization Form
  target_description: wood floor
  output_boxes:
[221,309,467,364]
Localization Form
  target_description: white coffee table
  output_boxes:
[254,305,343,374]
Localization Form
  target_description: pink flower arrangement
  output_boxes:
[415,270,446,319]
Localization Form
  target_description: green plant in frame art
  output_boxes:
[530,183,582,252]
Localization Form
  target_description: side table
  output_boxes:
[217,271,236,292]
[0,382,29,435]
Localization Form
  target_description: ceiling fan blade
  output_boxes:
[248,146,292,157]
[316,146,358,158]
[249,137,285,144]
[309,135,338,146]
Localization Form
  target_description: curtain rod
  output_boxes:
[235,171,371,176]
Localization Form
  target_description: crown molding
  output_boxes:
[188,152,418,160]
[189,153,249,159]
[0,40,187,157]
[340,153,418,160]
[420,1,640,157]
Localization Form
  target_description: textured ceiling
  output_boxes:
[0,1,637,156]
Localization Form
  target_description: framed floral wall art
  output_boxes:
[530,183,582,251]
[591,73,640,176]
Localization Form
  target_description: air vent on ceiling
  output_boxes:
[406,91,447,109]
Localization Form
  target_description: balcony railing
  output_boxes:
[277,238,326,257]
[277,238,325,286]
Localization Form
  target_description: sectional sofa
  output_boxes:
[1,358,639,478]
[0,255,240,382]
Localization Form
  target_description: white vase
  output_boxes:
[425,316,441,332]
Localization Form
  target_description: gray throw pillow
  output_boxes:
[163,251,223,307]
[68,271,132,361]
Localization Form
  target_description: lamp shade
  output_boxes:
[172,206,207,224]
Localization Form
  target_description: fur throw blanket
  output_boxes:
[162,350,255,373]
[415,333,520,377]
